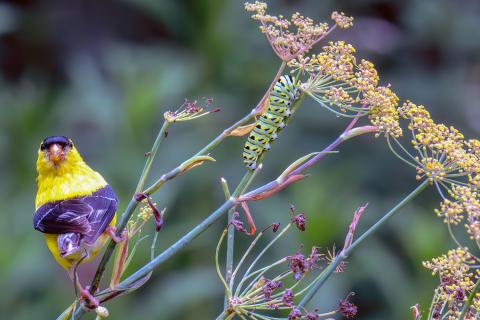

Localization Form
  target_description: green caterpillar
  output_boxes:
[243,75,300,169]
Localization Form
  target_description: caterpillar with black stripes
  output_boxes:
[243,75,300,170]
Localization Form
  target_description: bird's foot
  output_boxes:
[80,286,99,309]
[106,226,127,243]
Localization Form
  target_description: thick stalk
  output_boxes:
[117,171,258,290]
[298,179,430,307]
[119,202,235,288]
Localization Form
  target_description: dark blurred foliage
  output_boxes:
[0,0,479,319]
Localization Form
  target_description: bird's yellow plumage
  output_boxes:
[43,230,114,270]
[34,136,118,273]
[35,145,107,209]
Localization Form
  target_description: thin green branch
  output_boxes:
[236,223,293,297]
[222,177,235,307]
[216,229,231,294]
[135,120,171,192]
[230,231,264,292]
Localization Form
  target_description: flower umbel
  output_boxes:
[297,40,401,133]
[423,248,479,319]
[216,208,346,319]
[164,98,219,123]
[245,2,343,61]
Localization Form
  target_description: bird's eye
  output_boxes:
[40,143,46,150]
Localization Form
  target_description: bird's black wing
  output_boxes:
[33,185,118,244]
[33,199,93,234]
[83,186,118,244]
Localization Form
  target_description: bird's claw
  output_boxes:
[80,286,99,309]
[106,226,127,243]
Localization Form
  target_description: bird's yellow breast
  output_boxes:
[35,147,107,209]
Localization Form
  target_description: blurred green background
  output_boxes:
[1,0,479,319]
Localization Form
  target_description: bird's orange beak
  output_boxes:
[49,144,64,165]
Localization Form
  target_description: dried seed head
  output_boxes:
[262,278,283,301]
[292,212,306,231]
[338,293,358,318]
[282,288,295,307]
[288,308,302,320]
[245,2,334,61]
[164,98,219,122]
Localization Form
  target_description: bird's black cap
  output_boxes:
[40,136,73,150]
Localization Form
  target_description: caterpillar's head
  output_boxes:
[37,136,83,173]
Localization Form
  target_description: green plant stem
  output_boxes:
[224,170,256,308]
[222,179,234,309]
[298,179,430,308]
[136,120,171,192]
[195,111,256,156]
[112,172,257,293]
[89,120,170,295]
[115,178,253,290]
[459,277,480,320]
[71,199,238,319]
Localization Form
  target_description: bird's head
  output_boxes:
[37,136,83,173]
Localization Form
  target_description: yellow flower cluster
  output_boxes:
[124,199,156,237]
[423,247,474,279]
[289,41,357,81]
[416,158,446,182]
[331,11,354,29]
[245,2,346,61]
[290,41,402,137]
[423,248,479,319]
[351,59,379,92]
[398,92,480,320]
[324,87,354,112]
[436,186,480,237]
[363,85,402,138]
[317,41,357,81]
[138,200,155,222]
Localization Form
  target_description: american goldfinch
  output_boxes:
[33,136,120,282]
